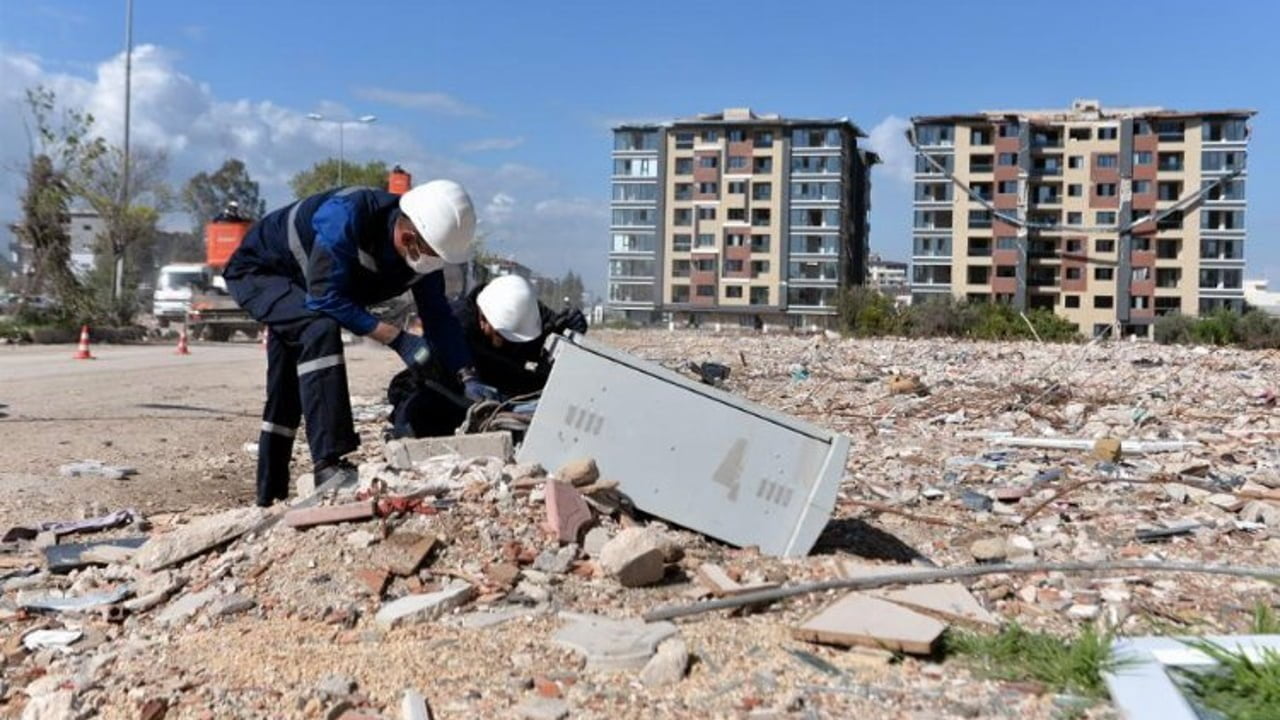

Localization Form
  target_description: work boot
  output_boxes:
[311,457,359,496]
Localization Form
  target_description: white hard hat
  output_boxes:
[476,275,542,343]
[399,179,477,264]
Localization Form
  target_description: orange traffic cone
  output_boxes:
[175,327,191,355]
[72,325,94,360]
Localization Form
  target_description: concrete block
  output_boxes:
[515,697,569,720]
[375,582,473,629]
[385,432,513,469]
[544,481,592,544]
[208,593,256,617]
[792,592,946,655]
[598,528,665,587]
[283,501,375,529]
[556,458,599,487]
[155,588,218,627]
[133,507,267,571]
[639,637,688,687]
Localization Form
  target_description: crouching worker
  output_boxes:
[224,179,500,506]
[387,274,588,438]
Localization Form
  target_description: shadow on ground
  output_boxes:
[811,516,930,564]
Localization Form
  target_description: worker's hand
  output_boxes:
[556,308,588,335]
[388,331,431,369]
[458,367,503,403]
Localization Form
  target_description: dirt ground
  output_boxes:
[0,339,400,526]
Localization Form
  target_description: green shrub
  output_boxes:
[837,286,902,337]
[1025,308,1080,342]
[1153,313,1197,344]
[1236,310,1280,349]
[903,296,969,338]
[1190,309,1240,346]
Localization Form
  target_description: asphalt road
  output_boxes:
[0,340,400,527]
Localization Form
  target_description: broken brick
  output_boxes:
[544,480,593,544]
[282,501,375,529]
[353,568,390,597]
[378,532,438,576]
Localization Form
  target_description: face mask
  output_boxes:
[406,252,445,275]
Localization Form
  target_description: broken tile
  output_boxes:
[353,568,390,597]
[552,611,679,671]
[374,582,473,629]
[378,532,437,576]
[282,501,376,529]
[792,592,946,655]
[544,481,592,544]
[868,582,999,626]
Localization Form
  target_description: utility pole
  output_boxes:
[306,113,377,188]
[114,0,133,301]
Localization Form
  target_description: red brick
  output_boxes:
[533,676,562,699]
[353,568,390,597]
[282,501,375,529]
[377,532,437,576]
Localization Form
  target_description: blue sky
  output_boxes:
[2,0,1278,295]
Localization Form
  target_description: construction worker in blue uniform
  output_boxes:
[223,179,499,506]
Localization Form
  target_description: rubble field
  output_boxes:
[2,330,1278,719]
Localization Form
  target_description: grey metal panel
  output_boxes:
[519,334,848,557]
[1105,635,1280,720]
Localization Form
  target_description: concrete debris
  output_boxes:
[283,500,376,529]
[556,458,600,487]
[316,673,357,697]
[19,675,78,720]
[400,689,433,720]
[793,592,946,655]
[20,584,132,612]
[21,628,82,652]
[57,460,137,480]
[581,526,611,557]
[552,611,679,671]
[377,532,438,576]
[969,537,1007,563]
[639,637,689,687]
[374,582,474,629]
[598,527,666,587]
[155,588,218,626]
[384,432,513,469]
[868,583,999,626]
[695,563,779,597]
[532,544,578,574]
[44,535,147,572]
[515,696,569,720]
[133,506,267,571]
[208,592,256,617]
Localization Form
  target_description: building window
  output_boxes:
[698,182,718,195]
[1094,295,1114,309]
[1096,183,1117,197]
[751,208,771,226]
[694,258,716,272]
[753,182,772,200]
[1157,238,1180,259]
[698,156,719,169]
[753,157,773,173]
[727,208,746,222]
[1132,237,1151,251]
[675,158,693,175]
[750,234,770,252]
[672,259,691,277]
[672,234,691,252]
[968,237,992,257]
[612,183,658,202]
[1156,268,1181,288]
[695,234,716,249]
[674,132,694,149]
[696,284,716,297]
[967,266,991,284]
[725,285,743,298]
[993,180,1015,195]
[998,122,1019,138]
[1094,267,1114,281]
[613,208,657,226]
[1133,180,1152,194]
[1157,152,1184,171]
[1096,154,1118,168]
[1064,295,1080,308]
[1067,183,1082,197]
[995,236,1016,250]
[1067,212,1083,225]
[749,287,769,305]
[697,207,716,220]
[970,127,992,145]
[1064,239,1082,253]
[1065,267,1082,281]
[728,129,746,142]
[671,285,690,303]
[612,233,656,253]
[995,265,1015,278]
[1069,127,1092,141]
[727,156,748,171]
[725,232,746,246]
[1068,155,1083,169]
[1095,239,1116,253]
[727,181,746,194]
[702,129,719,142]
[1202,151,1247,172]
[1095,211,1116,225]
[1097,127,1118,140]
[998,152,1018,166]
[1201,209,1245,230]
[614,131,659,151]
[724,259,745,274]
[1204,119,1248,142]
[754,131,774,148]
[750,260,770,277]
[674,183,693,200]
[914,125,953,147]
[1134,151,1153,165]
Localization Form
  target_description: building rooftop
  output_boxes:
[614,108,867,137]
[913,98,1256,125]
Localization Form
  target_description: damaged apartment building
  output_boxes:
[910,99,1254,338]
[608,108,878,330]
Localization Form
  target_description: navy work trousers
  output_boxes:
[226,274,359,505]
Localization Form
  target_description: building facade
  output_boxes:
[609,108,877,329]
[910,99,1253,338]
[867,252,908,290]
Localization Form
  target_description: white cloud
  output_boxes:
[459,136,524,153]
[352,86,483,117]
[0,46,607,294]
[865,115,914,184]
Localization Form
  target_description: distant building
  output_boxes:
[867,253,908,290]
[609,107,878,330]
[8,207,104,279]
[1244,280,1280,316]
[911,99,1254,338]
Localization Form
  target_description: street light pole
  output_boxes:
[115,0,133,301]
[307,113,377,188]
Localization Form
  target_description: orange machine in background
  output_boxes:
[205,215,252,269]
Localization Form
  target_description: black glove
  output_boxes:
[555,308,588,334]
[389,331,431,369]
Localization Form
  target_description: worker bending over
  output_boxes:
[388,274,587,438]
[224,180,499,506]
